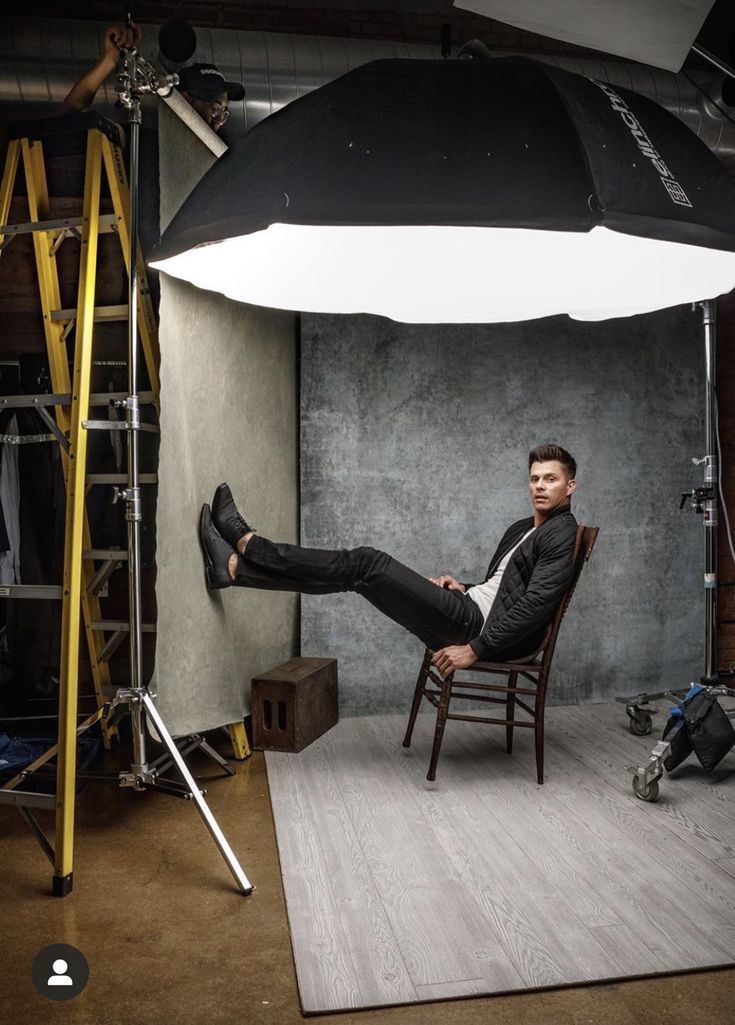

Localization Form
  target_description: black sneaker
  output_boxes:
[199,504,235,590]
[211,482,253,550]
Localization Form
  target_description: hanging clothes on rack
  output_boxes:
[0,413,22,584]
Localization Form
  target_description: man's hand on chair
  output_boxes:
[432,645,476,677]
[429,575,466,591]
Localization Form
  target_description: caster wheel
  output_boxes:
[632,774,660,802]
[629,713,653,736]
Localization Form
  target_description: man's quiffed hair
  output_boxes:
[528,444,577,479]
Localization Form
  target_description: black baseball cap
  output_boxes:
[177,63,245,102]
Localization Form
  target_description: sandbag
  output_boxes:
[662,686,735,773]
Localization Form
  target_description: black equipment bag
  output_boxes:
[663,687,735,772]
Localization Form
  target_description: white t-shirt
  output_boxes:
[466,527,536,623]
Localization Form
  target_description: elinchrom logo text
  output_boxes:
[590,79,692,208]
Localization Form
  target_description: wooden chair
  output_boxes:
[403,525,598,783]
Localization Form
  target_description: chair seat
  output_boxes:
[468,658,544,672]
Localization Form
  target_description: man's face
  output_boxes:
[183,91,230,132]
[528,460,575,517]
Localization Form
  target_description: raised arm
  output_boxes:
[61,23,141,112]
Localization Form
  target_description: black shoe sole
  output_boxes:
[199,504,229,591]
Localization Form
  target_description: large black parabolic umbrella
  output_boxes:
[151,56,735,323]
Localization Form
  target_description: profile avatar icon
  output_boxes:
[47,959,73,986]
[32,943,89,1000]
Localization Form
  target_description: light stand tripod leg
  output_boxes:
[141,692,253,894]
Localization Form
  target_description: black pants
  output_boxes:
[233,536,484,652]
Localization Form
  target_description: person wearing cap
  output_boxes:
[176,63,245,131]
[61,24,244,134]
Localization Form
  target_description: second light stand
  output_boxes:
[622,299,735,800]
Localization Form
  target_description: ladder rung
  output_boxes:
[83,549,129,561]
[0,395,70,409]
[0,789,56,811]
[50,304,129,323]
[85,474,158,485]
[91,621,156,633]
[0,213,117,237]
[8,110,124,145]
[0,584,62,599]
[0,391,156,409]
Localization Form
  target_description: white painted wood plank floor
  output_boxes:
[265,701,735,1014]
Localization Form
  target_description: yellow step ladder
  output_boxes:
[0,112,161,894]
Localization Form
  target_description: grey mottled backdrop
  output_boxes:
[300,308,704,715]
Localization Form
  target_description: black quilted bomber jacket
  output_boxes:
[467,504,578,662]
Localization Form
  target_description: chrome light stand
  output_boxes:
[621,299,735,801]
[101,39,252,893]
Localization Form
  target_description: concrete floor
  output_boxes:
[2,731,733,1025]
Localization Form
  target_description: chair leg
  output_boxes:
[505,671,517,755]
[534,694,546,785]
[427,672,453,781]
[403,648,432,748]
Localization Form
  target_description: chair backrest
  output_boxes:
[537,524,598,667]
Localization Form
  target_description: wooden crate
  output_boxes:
[251,657,338,752]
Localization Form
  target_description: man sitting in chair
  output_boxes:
[199,444,578,677]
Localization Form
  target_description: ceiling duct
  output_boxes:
[0,15,733,169]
